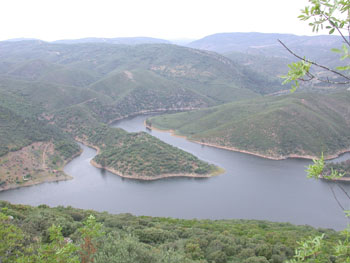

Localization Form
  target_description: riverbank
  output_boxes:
[91,159,224,180]
[145,123,350,161]
[319,174,350,182]
[0,174,73,192]
[0,144,82,192]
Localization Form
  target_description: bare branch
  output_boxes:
[304,70,350,85]
[322,14,350,47]
[335,182,350,200]
[328,183,345,212]
[278,39,350,83]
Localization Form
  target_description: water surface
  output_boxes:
[1,114,350,230]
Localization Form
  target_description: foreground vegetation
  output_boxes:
[0,201,345,263]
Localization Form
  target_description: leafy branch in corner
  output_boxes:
[280,0,350,91]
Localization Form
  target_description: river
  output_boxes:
[1,114,350,230]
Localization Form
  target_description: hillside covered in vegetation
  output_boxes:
[2,40,269,187]
[1,201,344,263]
[1,36,349,186]
[147,91,350,160]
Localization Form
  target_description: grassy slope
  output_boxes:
[148,91,350,159]
[0,201,342,263]
[0,41,275,101]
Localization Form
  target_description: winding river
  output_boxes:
[1,114,350,230]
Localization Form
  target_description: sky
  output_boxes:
[0,0,317,41]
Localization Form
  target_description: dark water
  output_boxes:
[1,115,350,230]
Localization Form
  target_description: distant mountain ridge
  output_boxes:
[186,32,343,56]
[185,32,345,88]
[53,37,171,45]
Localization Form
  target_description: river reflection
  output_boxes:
[0,114,350,230]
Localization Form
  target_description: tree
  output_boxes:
[281,0,350,92]
[281,1,350,262]
[0,212,26,263]
[78,214,104,263]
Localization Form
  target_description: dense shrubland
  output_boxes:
[0,201,343,263]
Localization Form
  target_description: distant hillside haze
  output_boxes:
[0,40,283,102]
[53,37,171,45]
[186,32,346,86]
[186,32,343,54]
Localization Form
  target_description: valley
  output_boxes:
[1,31,350,262]
[1,114,349,231]
[1,33,350,187]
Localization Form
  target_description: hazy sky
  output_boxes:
[0,0,317,41]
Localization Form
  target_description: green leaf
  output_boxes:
[306,153,324,179]
[331,48,342,53]
[336,65,350,70]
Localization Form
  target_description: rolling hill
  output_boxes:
[0,40,285,99]
[147,91,350,159]
[1,41,251,186]
[1,38,347,186]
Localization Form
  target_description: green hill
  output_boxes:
[148,91,350,159]
[0,87,81,190]
[0,40,282,100]
[0,77,111,112]
[0,51,223,183]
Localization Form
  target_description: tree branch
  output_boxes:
[328,183,345,212]
[336,182,350,200]
[278,39,350,83]
[322,13,350,47]
[303,70,350,85]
